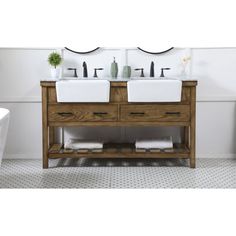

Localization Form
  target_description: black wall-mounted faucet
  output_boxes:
[83,62,88,77]
[160,68,171,77]
[93,68,104,78]
[68,68,78,77]
[135,68,145,77]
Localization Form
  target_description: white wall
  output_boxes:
[192,48,236,101]
[0,48,55,102]
[0,47,236,159]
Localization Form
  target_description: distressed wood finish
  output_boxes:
[120,105,190,122]
[41,80,197,168]
[48,121,190,127]
[110,86,127,103]
[49,127,55,145]
[48,104,118,122]
[42,87,49,168]
[48,143,190,159]
[190,86,196,168]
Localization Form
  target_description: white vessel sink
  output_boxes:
[127,79,182,102]
[56,80,110,102]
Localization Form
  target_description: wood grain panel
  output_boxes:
[42,86,49,168]
[41,79,197,168]
[190,86,196,168]
[48,87,57,103]
[120,105,190,122]
[110,87,127,103]
[48,143,190,159]
[182,87,190,103]
[48,104,118,122]
[48,121,190,127]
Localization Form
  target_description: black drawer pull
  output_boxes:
[93,112,108,115]
[165,112,181,115]
[57,112,74,117]
[129,112,145,115]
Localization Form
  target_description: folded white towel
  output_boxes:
[64,139,103,150]
[135,137,173,149]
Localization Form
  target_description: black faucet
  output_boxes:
[135,68,145,77]
[68,68,78,77]
[160,68,171,77]
[93,68,104,78]
[150,61,154,77]
[83,62,88,77]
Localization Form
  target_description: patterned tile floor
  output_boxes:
[0,158,236,188]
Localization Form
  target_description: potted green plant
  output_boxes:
[48,52,62,79]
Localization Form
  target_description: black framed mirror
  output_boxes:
[64,47,174,55]
[64,47,100,54]
[137,47,174,55]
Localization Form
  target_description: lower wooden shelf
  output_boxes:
[48,143,190,159]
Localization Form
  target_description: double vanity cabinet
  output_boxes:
[41,79,197,168]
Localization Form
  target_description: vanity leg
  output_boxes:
[190,87,196,168]
[42,87,49,169]
[183,126,189,148]
[190,127,196,168]
[49,127,55,145]
[43,127,49,169]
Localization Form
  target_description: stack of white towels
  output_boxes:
[135,136,173,150]
[65,139,103,150]
[64,137,173,151]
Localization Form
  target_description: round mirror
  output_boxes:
[64,47,100,54]
[137,47,174,55]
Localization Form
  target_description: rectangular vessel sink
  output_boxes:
[127,79,182,102]
[56,80,110,102]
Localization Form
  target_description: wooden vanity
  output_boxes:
[41,80,197,168]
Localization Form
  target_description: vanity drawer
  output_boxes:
[120,105,190,122]
[48,104,118,122]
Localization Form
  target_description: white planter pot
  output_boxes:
[51,68,60,79]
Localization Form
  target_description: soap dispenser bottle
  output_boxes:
[111,57,118,78]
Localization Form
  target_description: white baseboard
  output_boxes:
[3,153,236,160]
[4,154,41,160]
[197,154,236,159]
